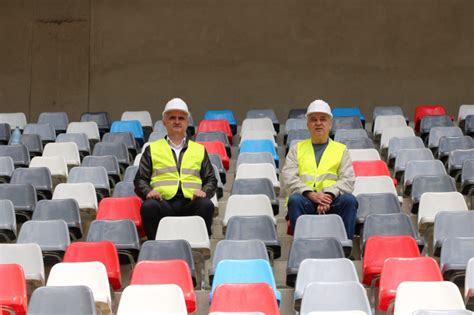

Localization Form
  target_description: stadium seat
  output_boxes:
[440,237,474,282]
[93,142,130,172]
[332,107,366,126]
[373,115,407,140]
[53,183,98,214]
[464,114,474,136]
[37,112,69,134]
[461,159,474,195]
[63,241,121,290]
[32,198,82,240]
[239,139,279,167]
[236,152,277,172]
[284,118,306,143]
[17,219,70,261]
[112,181,137,197]
[331,116,363,136]
[210,259,281,304]
[288,108,306,119]
[0,123,11,144]
[340,137,375,149]
[294,214,352,256]
[0,112,27,129]
[240,130,278,148]
[223,194,275,226]
[117,284,187,315]
[355,193,402,230]
[362,235,420,286]
[102,132,138,159]
[82,155,121,187]
[240,118,276,137]
[387,136,425,167]
[0,263,28,315]
[68,166,110,200]
[352,160,395,185]
[294,258,358,311]
[448,149,474,180]
[138,240,196,286]
[130,260,196,313]
[27,286,96,315]
[235,163,279,194]
[43,142,81,168]
[67,122,100,144]
[231,178,279,215]
[286,238,344,287]
[196,131,231,157]
[198,140,229,171]
[197,120,232,144]
[433,211,474,256]
[421,115,454,140]
[0,200,16,241]
[148,130,166,142]
[80,112,111,134]
[56,133,91,158]
[418,192,468,232]
[0,243,44,287]
[0,156,14,183]
[300,281,371,315]
[362,213,424,253]
[349,148,381,161]
[20,134,42,157]
[47,261,112,314]
[380,126,415,153]
[403,160,446,196]
[209,283,279,315]
[378,257,443,311]
[393,281,465,315]
[334,128,369,143]
[23,123,56,144]
[428,126,463,151]
[10,167,51,200]
[155,216,211,259]
[438,136,474,162]
[225,216,281,260]
[29,157,67,188]
[87,219,140,264]
[246,109,280,133]
[352,176,398,197]
[209,153,226,184]
[458,104,474,129]
[110,120,144,145]
[204,109,237,135]
[0,144,30,168]
[414,104,448,132]
[97,196,144,237]
[394,148,433,181]
[0,183,36,221]
[121,111,153,128]
[123,165,138,182]
[410,174,456,213]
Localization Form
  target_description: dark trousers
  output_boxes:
[287,193,358,239]
[141,196,214,240]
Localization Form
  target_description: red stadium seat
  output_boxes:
[130,260,196,313]
[197,120,233,145]
[96,196,144,237]
[378,257,443,311]
[0,264,27,315]
[353,160,397,186]
[63,241,122,290]
[362,235,420,286]
[198,141,229,171]
[414,105,447,132]
[209,283,279,315]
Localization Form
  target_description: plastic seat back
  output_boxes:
[32,198,82,239]
[411,175,456,213]
[43,142,80,167]
[110,120,144,143]
[0,200,16,241]
[0,123,11,144]
[352,176,397,196]
[349,149,381,161]
[420,115,454,137]
[56,133,90,155]
[53,183,97,211]
[97,196,143,237]
[356,193,402,225]
[17,219,70,253]
[23,123,56,143]
[121,111,152,127]
[224,194,275,226]
[0,144,30,167]
[380,126,415,151]
[198,141,229,170]
[335,128,369,143]
[63,241,121,290]
[440,237,474,281]
[11,167,52,199]
[37,112,69,133]
[418,192,468,229]
[0,243,44,286]
[414,105,448,132]
[0,263,28,314]
[87,219,140,254]
[197,120,232,144]
[80,112,111,131]
[387,136,424,166]
[404,160,446,192]
[428,126,463,149]
[0,183,36,219]
[433,211,474,256]
[67,122,100,141]
[102,132,137,153]
[0,156,15,182]
[93,142,130,166]
[112,181,137,197]
[29,156,68,179]
[0,112,27,129]
[27,285,96,315]
[373,115,407,138]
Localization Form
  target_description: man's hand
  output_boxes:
[305,191,333,206]
[317,203,331,214]
[146,190,162,200]
[192,189,206,200]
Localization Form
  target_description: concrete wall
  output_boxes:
[1,0,474,123]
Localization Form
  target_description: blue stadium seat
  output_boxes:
[332,107,366,127]
[110,120,144,146]
[239,139,279,168]
[204,110,237,135]
[210,259,281,304]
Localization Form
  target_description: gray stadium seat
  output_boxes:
[387,136,424,167]
[112,181,137,197]
[403,160,446,196]
[82,155,121,187]
[37,112,69,134]
[461,159,474,195]
[411,174,456,213]
[123,165,139,182]
[428,126,463,151]
[93,142,130,172]
[23,123,56,144]
[32,199,82,240]
[330,116,363,137]
[433,211,474,256]
[0,183,36,221]
[394,148,433,181]
[20,134,42,157]
[27,286,97,315]
[247,109,280,133]
[334,128,369,143]
[80,112,111,134]
[0,123,11,144]
[340,137,375,149]
[0,156,14,183]
[11,167,52,200]
[56,133,91,158]
[68,166,110,200]
[448,149,474,180]
[355,192,402,229]
[440,237,474,283]
[209,153,226,184]
[0,200,16,241]
[420,115,454,140]
[0,144,30,168]
[231,178,279,215]
[102,132,138,159]
[437,136,474,163]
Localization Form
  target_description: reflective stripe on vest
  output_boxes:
[297,139,346,192]
[150,139,204,199]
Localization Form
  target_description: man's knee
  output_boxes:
[336,193,358,211]
[141,199,159,217]
[287,193,307,209]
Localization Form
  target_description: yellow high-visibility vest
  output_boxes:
[150,139,204,200]
[297,139,346,192]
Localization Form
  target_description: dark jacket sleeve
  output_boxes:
[134,146,153,200]
[200,150,218,198]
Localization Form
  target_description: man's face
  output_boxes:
[163,110,189,137]
[307,112,332,140]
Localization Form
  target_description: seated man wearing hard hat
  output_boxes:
[134,98,217,240]
[282,99,358,239]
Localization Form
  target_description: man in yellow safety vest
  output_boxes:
[282,99,357,238]
[134,98,217,240]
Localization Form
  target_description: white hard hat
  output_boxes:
[162,98,190,117]
[306,99,332,118]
